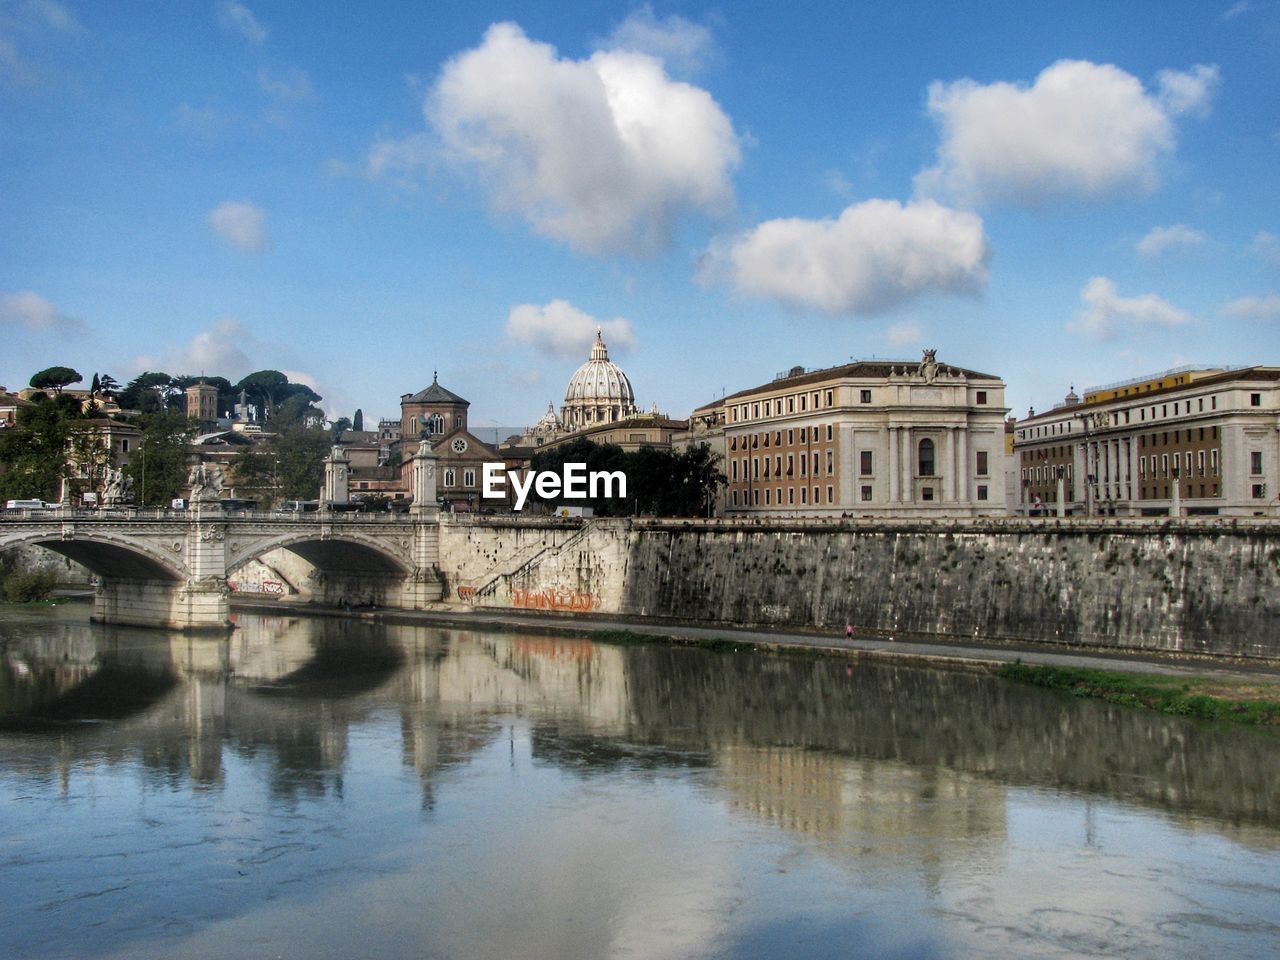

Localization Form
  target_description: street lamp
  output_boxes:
[1171,461,1181,518]
[1073,411,1109,517]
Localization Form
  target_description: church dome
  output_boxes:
[561,331,638,431]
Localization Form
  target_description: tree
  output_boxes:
[352,408,364,432]
[29,366,83,395]
[230,423,330,507]
[97,373,120,399]
[119,371,177,414]
[125,410,195,505]
[330,417,352,441]
[0,397,71,501]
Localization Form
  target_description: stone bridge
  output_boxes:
[0,506,443,630]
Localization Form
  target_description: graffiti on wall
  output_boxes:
[512,586,598,613]
[457,586,477,601]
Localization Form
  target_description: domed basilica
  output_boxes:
[560,330,638,431]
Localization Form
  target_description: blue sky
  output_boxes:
[2,0,1277,429]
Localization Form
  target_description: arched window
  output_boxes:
[428,414,444,435]
[918,439,935,477]
[443,469,455,487]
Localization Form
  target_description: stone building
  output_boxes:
[715,351,1008,517]
[1013,365,1280,516]
[397,374,505,511]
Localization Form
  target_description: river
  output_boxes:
[1,604,1278,959]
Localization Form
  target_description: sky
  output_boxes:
[2,0,1278,429]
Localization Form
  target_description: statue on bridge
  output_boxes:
[101,466,133,506]
[188,463,225,503]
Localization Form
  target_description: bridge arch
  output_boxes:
[0,530,187,582]
[225,532,412,579]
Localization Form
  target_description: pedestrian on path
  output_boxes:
[845,622,854,640]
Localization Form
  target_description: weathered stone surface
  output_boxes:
[440,518,1280,658]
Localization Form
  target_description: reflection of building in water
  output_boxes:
[714,744,1008,883]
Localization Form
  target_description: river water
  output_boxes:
[1,605,1279,960]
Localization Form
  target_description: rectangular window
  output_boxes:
[1197,450,1205,476]
[753,489,759,505]
[860,450,873,475]
[1140,456,1146,479]
[788,487,794,505]
[813,485,819,503]
[860,389,872,404]
[1211,450,1219,474]
[1252,451,1263,475]
[1253,483,1266,499]
[861,485,873,501]
[826,450,834,475]
[812,426,819,441]
[732,460,739,481]
[775,455,782,476]
[1251,392,1262,407]
[764,488,771,505]
[800,455,807,477]
[827,485,834,504]
[787,397,794,413]
[787,429,794,444]
[121,439,130,452]
[977,485,988,501]
[826,390,833,406]
[922,487,934,501]
[976,390,987,405]
[976,451,989,476]
[787,454,794,476]
[753,402,760,418]
[732,490,738,506]
[826,424,833,441]
[800,395,807,411]
[1161,454,1169,476]
[800,487,807,504]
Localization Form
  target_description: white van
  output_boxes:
[5,499,50,509]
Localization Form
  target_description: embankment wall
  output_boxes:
[438,518,1280,658]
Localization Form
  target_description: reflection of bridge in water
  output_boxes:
[4,616,1278,854]
[0,509,443,630]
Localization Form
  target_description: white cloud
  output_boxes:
[1070,276,1192,340]
[218,1,267,45]
[916,60,1217,206]
[176,102,235,137]
[595,5,716,77]
[1156,64,1220,118]
[1251,231,1280,266]
[0,0,82,85]
[364,132,435,187]
[1222,1,1255,20]
[208,200,268,252]
[428,22,740,255]
[1136,224,1206,257]
[256,66,311,102]
[1223,293,1280,321]
[506,299,636,359]
[0,290,83,332]
[886,321,923,347]
[133,318,254,380]
[700,198,988,315]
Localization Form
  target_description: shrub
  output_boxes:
[3,569,58,602]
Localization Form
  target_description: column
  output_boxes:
[944,428,956,502]
[901,428,912,502]
[887,426,899,503]
[957,426,969,503]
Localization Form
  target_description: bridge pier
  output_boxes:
[92,577,230,632]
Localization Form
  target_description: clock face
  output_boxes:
[451,437,468,454]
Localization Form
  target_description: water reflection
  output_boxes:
[0,607,1278,959]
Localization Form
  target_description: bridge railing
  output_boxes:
[0,507,410,522]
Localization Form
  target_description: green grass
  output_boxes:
[998,661,1280,726]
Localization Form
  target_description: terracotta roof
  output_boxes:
[405,375,468,405]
